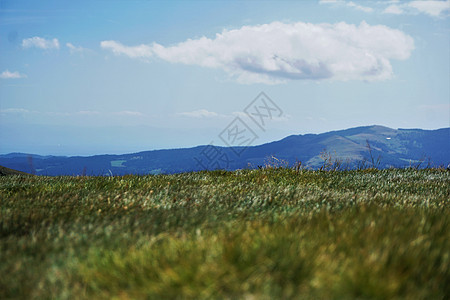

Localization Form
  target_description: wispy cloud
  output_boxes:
[177,109,220,118]
[346,1,373,12]
[383,4,404,14]
[0,108,143,117]
[100,40,152,59]
[232,111,290,122]
[22,36,60,49]
[101,21,414,84]
[383,0,450,17]
[66,42,88,54]
[408,0,450,17]
[77,110,100,115]
[319,0,340,3]
[113,111,144,117]
[231,111,248,118]
[0,108,31,114]
[319,0,373,13]
[321,0,449,17]
[0,70,27,79]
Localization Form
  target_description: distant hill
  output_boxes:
[0,125,449,176]
[0,165,31,176]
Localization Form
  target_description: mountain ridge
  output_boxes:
[1,125,449,175]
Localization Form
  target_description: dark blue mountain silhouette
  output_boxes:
[1,125,448,175]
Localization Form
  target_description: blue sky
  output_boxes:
[1,0,449,155]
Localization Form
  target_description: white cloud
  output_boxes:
[319,0,373,12]
[383,0,450,17]
[346,1,373,12]
[77,110,100,115]
[100,40,152,59]
[66,42,88,54]
[232,111,290,122]
[0,108,31,114]
[177,109,219,118]
[383,4,404,14]
[0,109,144,118]
[101,21,414,83]
[408,0,450,16]
[0,70,27,79]
[113,111,144,116]
[319,0,340,3]
[22,36,60,49]
[231,111,248,118]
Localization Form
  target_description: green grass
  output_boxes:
[1,168,449,299]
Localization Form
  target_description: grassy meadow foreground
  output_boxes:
[1,168,449,299]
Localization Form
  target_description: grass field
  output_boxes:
[1,168,449,299]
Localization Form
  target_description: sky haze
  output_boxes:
[1,0,449,155]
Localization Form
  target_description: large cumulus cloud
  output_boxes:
[101,21,414,84]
